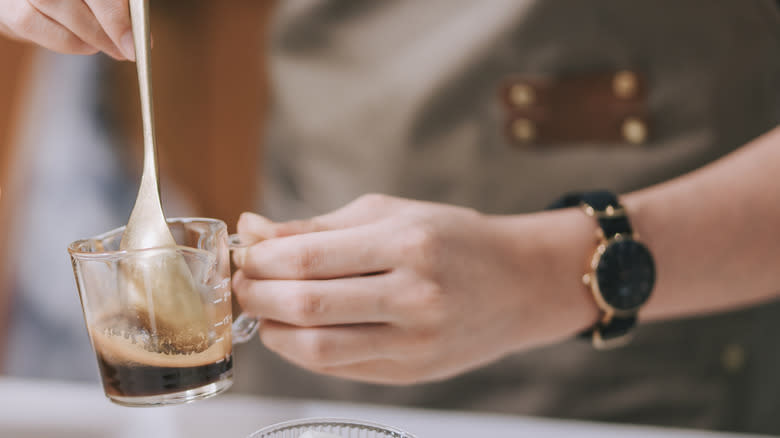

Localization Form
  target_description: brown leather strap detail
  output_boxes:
[500,70,650,146]
[0,37,36,371]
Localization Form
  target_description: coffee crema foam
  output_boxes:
[91,329,230,369]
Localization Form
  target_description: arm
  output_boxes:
[623,124,780,320]
[489,124,780,345]
[233,125,780,384]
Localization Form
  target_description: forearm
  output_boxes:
[626,125,780,321]
[490,125,780,345]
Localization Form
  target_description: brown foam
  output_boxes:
[91,329,231,368]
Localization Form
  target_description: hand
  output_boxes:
[232,194,596,385]
[0,0,134,60]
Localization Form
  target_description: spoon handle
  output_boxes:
[129,0,158,182]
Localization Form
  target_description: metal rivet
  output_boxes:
[622,117,647,144]
[509,83,535,107]
[613,70,638,99]
[721,343,746,374]
[511,118,536,143]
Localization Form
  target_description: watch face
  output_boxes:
[596,239,655,311]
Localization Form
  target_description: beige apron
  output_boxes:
[235,0,780,433]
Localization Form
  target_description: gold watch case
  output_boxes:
[581,232,647,350]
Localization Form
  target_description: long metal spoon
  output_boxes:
[121,0,209,347]
[122,0,172,251]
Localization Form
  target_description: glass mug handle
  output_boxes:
[228,234,260,344]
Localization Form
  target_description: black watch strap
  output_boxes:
[548,190,632,238]
[584,315,636,345]
[549,190,640,349]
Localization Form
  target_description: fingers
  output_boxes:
[237,194,400,239]
[1,3,96,54]
[28,0,125,59]
[236,224,393,280]
[233,270,394,327]
[259,320,437,384]
[83,0,134,60]
[259,319,398,368]
[238,212,332,239]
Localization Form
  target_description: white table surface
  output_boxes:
[0,377,767,438]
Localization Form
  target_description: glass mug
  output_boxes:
[68,218,258,407]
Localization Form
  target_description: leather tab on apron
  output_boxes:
[501,70,649,146]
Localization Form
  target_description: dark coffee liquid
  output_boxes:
[97,353,232,397]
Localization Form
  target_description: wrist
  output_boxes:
[487,208,600,350]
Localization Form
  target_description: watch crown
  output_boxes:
[582,273,592,285]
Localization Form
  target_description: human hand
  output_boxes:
[0,0,133,60]
[232,194,597,385]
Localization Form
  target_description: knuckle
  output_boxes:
[390,280,447,329]
[287,289,326,325]
[97,3,131,36]
[392,287,447,352]
[417,281,445,310]
[26,0,50,9]
[291,246,324,277]
[10,4,36,35]
[398,225,440,269]
[409,282,448,328]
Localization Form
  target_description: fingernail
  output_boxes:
[233,248,247,267]
[120,31,135,61]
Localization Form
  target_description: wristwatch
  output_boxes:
[549,190,655,349]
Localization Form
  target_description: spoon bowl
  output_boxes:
[121,0,210,342]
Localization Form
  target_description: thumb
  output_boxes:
[236,212,328,239]
[236,212,277,239]
[238,194,396,239]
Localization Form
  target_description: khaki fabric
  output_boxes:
[235,0,780,433]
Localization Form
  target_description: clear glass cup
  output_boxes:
[248,418,417,438]
[68,217,258,407]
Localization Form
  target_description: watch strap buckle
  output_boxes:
[581,314,638,350]
[592,329,634,350]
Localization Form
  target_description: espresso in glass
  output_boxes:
[68,218,259,407]
[91,311,233,398]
